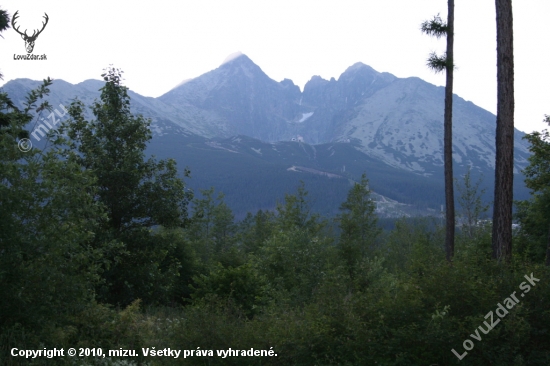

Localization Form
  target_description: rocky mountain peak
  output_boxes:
[343,62,375,73]
[220,51,246,65]
[279,78,301,100]
[218,52,263,75]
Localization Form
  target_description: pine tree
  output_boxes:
[237,209,275,254]
[337,173,380,279]
[421,0,456,262]
[275,181,323,235]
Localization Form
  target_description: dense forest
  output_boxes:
[1,65,549,365]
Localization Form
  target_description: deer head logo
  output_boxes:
[11,11,49,54]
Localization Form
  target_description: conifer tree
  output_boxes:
[421,0,455,262]
[337,173,380,279]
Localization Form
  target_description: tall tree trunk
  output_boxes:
[546,222,550,266]
[444,0,455,262]
[492,0,515,263]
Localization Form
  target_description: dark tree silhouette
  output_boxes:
[492,0,515,263]
[421,0,455,262]
[0,8,11,80]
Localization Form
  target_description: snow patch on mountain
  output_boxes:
[221,51,244,65]
[298,112,314,123]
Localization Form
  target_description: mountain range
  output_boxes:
[1,52,532,218]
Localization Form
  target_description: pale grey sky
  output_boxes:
[1,0,548,134]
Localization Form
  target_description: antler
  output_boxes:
[28,13,49,40]
[11,10,27,37]
[11,11,49,40]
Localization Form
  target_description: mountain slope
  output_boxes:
[336,75,529,175]
[145,133,450,218]
[159,53,303,141]
[157,54,530,176]
[1,54,532,217]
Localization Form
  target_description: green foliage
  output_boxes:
[421,14,453,73]
[137,236,550,366]
[336,173,380,280]
[379,218,443,273]
[59,66,193,306]
[516,196,550,262]
[257,228,334,305]
[516,116,550,263]
[69,300,147,352]
[96,227,196,306]
[190,262,271,319]
[0,7,10,80]
[0,80,111,365]
[456,166,489,239]
[211,193,235,253]
[274,180,325,235]
[236,209,275,254]
[253,184,335,305]
[420,14,448,38]
[186,187,217,265]
[0,77,53,140]
[187,187,239,268]
[63,67,191,233]
[426,51,450,73]
[154,227,198,303]
[523,116,550,193]
[0,8,9,33]
[1,80,101,322]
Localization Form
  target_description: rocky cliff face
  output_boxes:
[158,53,304,141]
[157,53,530,175]
[333,75,530,174]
